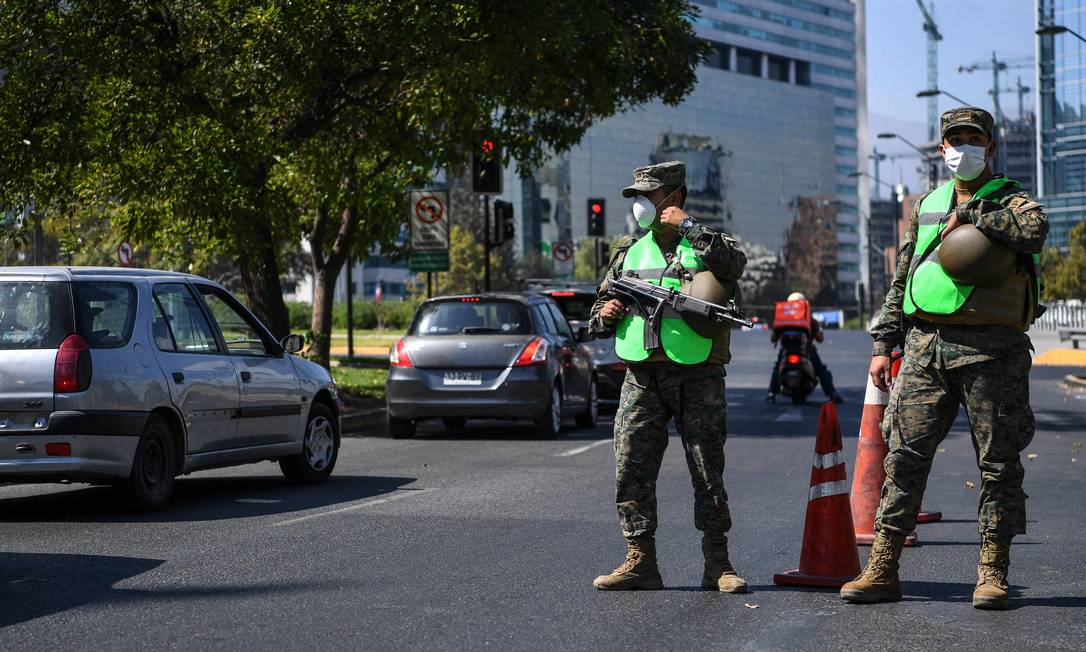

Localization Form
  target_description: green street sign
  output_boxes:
[409,250,449,272]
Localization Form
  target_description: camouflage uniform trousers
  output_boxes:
[875,332,1035,538]
[613,361,731,538]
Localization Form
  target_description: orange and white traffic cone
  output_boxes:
[774,402,861,588]
[850,370,919,546]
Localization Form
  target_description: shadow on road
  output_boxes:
[0,474,416,523]
[0,552,340,629]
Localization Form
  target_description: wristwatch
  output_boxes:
[679,216,697,235]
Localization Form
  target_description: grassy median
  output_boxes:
[332,366,388,401]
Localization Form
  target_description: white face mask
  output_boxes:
[630,187,680,229]
[943,144,988,181]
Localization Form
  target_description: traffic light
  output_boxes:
[472,138,503,194]
[492,199,514,245]
[587,198,606,236]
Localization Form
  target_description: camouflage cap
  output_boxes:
[940,107,995,139]
[621,160,685,198]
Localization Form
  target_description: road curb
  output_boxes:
[1062,374,1086,391]
[342,407,386,435]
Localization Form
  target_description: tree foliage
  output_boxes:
[1,0,709,363]
[1042,221,1086,301]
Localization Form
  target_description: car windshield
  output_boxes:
[0,282,74,350]
[411,300,531,336]
[548,292,595,323]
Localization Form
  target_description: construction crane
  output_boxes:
[915,1,942,143]
[958,53,1032,171]
[987,79,1032,121]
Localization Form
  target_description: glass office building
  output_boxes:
[500,0,865,302]
[1038,0,1086,248]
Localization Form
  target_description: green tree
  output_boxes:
[1,0,709,366]
[1042,221,1086,301]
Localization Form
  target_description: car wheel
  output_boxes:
[442,417,466,431]
[127,414,176,511]
[388,415,417,439]
[534,384,562,438]
[280,403,339,483]
[575,377,599,428]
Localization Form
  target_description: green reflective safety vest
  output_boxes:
[614,234,713,365]
[904,178,1041,322]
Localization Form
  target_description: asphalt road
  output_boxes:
[2,330,1085,651]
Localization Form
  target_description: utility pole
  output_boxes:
[914,1,942,143]
[346,255,354,359]
[483,195,491,292]
[870,148,886,200]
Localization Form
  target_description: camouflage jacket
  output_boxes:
[870,178,1048,367]
[588,223,747,338]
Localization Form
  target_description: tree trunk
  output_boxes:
[239,221,291,340]
[307,203,360,368]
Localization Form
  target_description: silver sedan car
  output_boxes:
[385,293,598,438]
[0,267,340,510]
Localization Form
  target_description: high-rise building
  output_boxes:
[499,0,865,303]
[1003,114,1037,194]
[1037,0,1086,249]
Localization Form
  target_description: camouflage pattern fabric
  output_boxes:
[941,106,995,138]
[870,179,1048,360]
[875,324,1035,537]
[621,160,688,198]
[612,362,731,538]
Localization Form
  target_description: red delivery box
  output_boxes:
[773,300,812,332]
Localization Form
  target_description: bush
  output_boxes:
[286,301,312,331]
[288,300,419,331]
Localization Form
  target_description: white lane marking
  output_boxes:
[557,438,613,457]
[776,408,803,423]
[274,489,432,527]
[809,479,849,501]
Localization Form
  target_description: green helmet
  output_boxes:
[939,224,1016,287]
[680,271,736,337]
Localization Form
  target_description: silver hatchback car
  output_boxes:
[0,267,340,510]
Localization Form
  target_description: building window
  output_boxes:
[736,48,760,76]
[835,126,856,139]
[767,55,789,82]
[836,146,858,158]
[795,60,811,87]
[835,107,857,120]
[706,42,730,71]
[837,222,858,233]
[836,184,858,195]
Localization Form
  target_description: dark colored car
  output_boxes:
[535,284,625,402]
[384,293,598,438]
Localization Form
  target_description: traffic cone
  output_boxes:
[850,371,918,546]
[774,402,861,588]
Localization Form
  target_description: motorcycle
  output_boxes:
[776,328,819,404]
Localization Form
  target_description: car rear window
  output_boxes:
[411,300,531,335]
[0,281,74,350]
[548,292,595,323]
[74,282,137,348]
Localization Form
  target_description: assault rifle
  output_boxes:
[609,271,754,349]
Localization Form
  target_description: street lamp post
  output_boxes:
[848,170,896,198]
[1037,24,1086,44]
[878,132,938,191]
[916,88,975,107]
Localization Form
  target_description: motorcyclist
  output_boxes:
[766,292,843,404]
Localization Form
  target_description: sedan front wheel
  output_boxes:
[280,403,339,483]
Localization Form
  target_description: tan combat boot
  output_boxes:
[840,530,905,603]
[701,535,748,593]
[973,532,1011,610]
[593,535,664,590]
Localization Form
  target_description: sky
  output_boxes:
[864,0,1036,195]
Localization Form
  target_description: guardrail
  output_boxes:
[1034,302,1086,331]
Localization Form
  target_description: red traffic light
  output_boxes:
[591,203,603,214]
[481,139,494,155]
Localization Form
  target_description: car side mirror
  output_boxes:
[576,325,593,343]
[280,333,304,354]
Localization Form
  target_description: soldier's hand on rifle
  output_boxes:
[600,299,627,325]
[869,355,893,392]
[659,206,688,228]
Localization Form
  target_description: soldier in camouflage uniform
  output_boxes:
[841,108,1048,610]
[588,161,748,592]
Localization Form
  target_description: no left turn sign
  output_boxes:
[414,195,445,224]
[553,241,573,262]
[117,241,133,267]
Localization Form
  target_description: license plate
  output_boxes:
[443,371,482,386]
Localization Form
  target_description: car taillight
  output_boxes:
[54,334,92,393]
[786,354,801,365]
[513,337,549,367]
[389,339,413,368]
